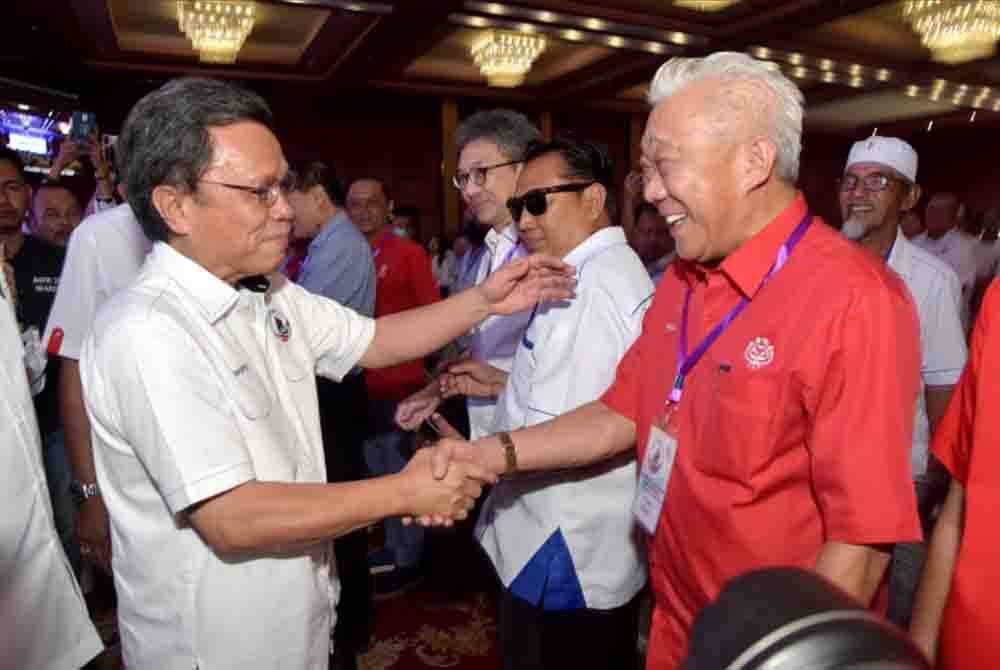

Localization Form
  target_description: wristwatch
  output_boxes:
[498,431,518,475]
[70,480,99,504]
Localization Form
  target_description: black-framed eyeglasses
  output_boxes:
[838,172,909,193]
[507,182,595,223]
[452,160,521,190]
[200,171,297,207]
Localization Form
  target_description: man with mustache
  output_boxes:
[839,136,967,627]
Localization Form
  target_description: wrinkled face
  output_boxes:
[838,163,912,243]
[632,208,674,264]
[640,81,746,263]
[456,138,521,230]
[925,194,959,237]
[345,179,390,239]
[170,121,293,282]
[32,186,82,247]
[0,159,30,236]
[286,186,325,241]
[513,152,596,258]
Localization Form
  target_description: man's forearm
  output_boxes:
[476,400,637,474]
[814,541,891,606]
[60,358,98,483]
[360,286,489,369]
[925,386,954,438]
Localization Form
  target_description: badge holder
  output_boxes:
[633,402,680,536]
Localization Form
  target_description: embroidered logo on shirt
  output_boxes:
[744,337,774,369]
[269,308,291,342]
[665,323,678,332]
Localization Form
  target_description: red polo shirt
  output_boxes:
[601,193,922,669]
[365,229,440,401]
[932,280,1000,670]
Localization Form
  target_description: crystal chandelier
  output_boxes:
[903,0,1000,64]
[470,30,547,88]
[673,0,741,11]
[177,1,257,64]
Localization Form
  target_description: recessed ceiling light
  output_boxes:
[583,18,605,30]
[787,53,803,65]
[563,29,583,41]
[468,16,489,27]
[536,11,555,22]
[792,66,808,79]
[645,41,666,53]
[607,35,625,48]
[818,58,834,71]
[16,103,30,111]
[517,23,535,33]
[821,71,836,83]
[849,64,863,76]
[485,3,506,14]
[848,76,864,88]
[875,69,891,82]
[905,85,920,97]
[753,46,771,59]
[671,32,689,45]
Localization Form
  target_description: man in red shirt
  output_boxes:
[910,281,1000,669]
[346,177,440,593]
[426,52,922,668]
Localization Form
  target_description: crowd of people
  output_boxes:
[2,50,999,670]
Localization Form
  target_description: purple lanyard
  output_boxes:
[492,241,522,275]
[372,233,391,259]
[668,212,812,404]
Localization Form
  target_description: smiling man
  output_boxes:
[427,52,923,668]
[838,136,967,627]
[78,77,574,669]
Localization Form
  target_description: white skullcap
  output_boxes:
[845,136,918,182]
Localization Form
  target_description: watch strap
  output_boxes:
[498,431,517,474]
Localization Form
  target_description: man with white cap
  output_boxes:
[839,135,967,627]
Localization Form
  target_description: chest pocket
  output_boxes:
[691,359,783,484]
[228,364,273,420]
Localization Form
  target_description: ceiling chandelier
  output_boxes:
[470,30,547,88]
[177,1,257,64]
[903,0,1000,64]
[673,0,741,11]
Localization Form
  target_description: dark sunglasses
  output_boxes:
[507,182,595,223]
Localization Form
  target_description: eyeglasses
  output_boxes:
[507,182,595,223]
[200,171,297,207]
[452,160,521,190]
[838,173,909,193]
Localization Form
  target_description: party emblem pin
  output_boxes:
[744,337,774,369]
[270,308,291,342]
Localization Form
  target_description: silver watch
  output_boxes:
[71,480,99,502]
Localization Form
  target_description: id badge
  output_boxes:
[633,409,679,536]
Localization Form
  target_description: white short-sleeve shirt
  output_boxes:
[44,203,151,360]
[887,232,967,476]
[1,284,103,670]
[81,243,375,670]
[478,226,654,610]
[466,223,533,439]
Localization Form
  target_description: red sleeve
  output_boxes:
[932,280,998,484]
[806,284,922,544]
[409,244,440,307]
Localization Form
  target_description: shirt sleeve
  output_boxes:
[280,280,376,381]
[298,226,374,311]
[921,266,967,387]
[83,310,255,515]
[932,280,997,484]
[601,290,661,423]
[44,223,101,360]
[805,285,923,544]
[410,245,441,307]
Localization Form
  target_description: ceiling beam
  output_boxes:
[713,0,891,49]
[542,51,664,101]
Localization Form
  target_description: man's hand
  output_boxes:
[48,140,80,180]
[395,382,443,430]
[76,496,112,574]
[477,254,575,316]
[398,446,496,527]
[440,358,508,399]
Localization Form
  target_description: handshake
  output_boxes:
[397,413,504,528]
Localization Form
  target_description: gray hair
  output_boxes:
[455,109,541,161]
[647,52,804,182]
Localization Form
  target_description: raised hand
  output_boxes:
[440,358,508,399]
[395,382,443,430]
[477,254,575,316]
[399,444,496,527]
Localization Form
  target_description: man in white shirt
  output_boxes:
[395,110,541,440]
[913,192,979,329]
[838,136,967,627]
[1,260,103,670]
[80,77,573,669]
[44,202,150,576]
[436,136,653,669]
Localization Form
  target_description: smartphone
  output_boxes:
[70,111,97,142]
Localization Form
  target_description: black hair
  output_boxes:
[117,76,275,242]
[0,146,25,175]
[522,133,617,217]
[293,160,346,206]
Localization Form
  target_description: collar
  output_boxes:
[562,226,627,269]
[885,228,912,279]
[646,252,675,276]
[148,243,244,325]
[485,223,519,253]
[680,193,809,299]
[309,209,349,253]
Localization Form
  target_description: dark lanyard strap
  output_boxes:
[668,212,812,404]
